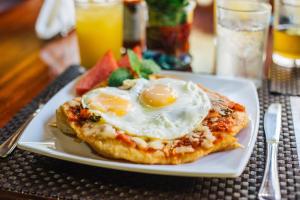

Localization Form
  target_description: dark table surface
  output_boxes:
[0,1,275,199]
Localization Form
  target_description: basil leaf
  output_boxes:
[141,59,161,77]
[108,68,133,87]
[140,71,150,79]
[128,49,142,77]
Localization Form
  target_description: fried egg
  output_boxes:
[81,78,211,140]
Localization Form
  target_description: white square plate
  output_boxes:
[18,71,259,177]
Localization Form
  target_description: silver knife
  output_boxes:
[258,103,282,200]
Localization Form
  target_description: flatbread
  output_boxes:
[55,82,249,165]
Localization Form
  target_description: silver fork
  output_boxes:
[0,104,44,158]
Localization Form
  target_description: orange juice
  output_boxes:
[75,1,123,68]
[274,25,300,59]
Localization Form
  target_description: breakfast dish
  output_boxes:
[16,49,254,175]
[17,71,258,177]
[56,77,249,164]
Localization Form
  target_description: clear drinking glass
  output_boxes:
[216,0,271,87]
[75,0,123,69]
[273,0,300,68]
[213,0,269,34]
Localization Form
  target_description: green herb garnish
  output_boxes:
[89,114,101,122]
[108,68,133,87]
[140,59,161,78]
[128,49,142,77]
[108,50,162,87]
[128,50,161,79]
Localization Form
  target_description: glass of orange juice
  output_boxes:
[273,0,300,68]
[75,0,123,68]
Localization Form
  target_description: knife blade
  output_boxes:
[258,103,282,200]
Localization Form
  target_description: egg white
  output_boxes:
[82,78,211,140]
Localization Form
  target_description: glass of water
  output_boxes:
[216,0,271,87]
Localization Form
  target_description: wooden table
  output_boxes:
[0,0,79,128]
[0,1,274,199]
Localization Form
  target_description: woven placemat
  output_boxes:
[1,65,300,200]
[270,64,300,96]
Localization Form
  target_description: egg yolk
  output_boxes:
[89,93,131,116]
[140,84,176,108]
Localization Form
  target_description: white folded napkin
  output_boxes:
[35,0,75,40]
[290,96,300,165]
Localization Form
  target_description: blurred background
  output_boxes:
[0,0,286,127]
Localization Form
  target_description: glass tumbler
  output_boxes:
[75,0,123,69]
[273,0,300,68]
[216,0,271,87]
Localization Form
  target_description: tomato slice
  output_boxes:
[75,50,118,95]
[117,46,142,68]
